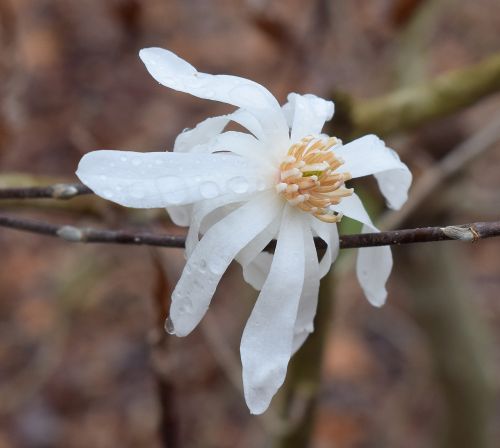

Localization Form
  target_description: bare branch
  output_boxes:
[0,183,92,200]
[1,213,499,250]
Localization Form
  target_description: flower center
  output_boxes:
[276,136,353,223]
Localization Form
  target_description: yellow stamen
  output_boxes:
[276,136,352,223]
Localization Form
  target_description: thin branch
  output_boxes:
[1,213,499,250]
[0,183,92,199]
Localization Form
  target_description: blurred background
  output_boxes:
[0,0,499,447]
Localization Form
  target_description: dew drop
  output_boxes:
[99,175,107,181]
[227,176,249,194]
[103,189,114,198]
[164,317,175,335]
[200,181,219,199]
[120,156,128,162]
[132,159,141,166]
[208,257,226,275]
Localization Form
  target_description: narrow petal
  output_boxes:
[291,223,320,354]
[174,115,230,152]
[240,205,305,414]
[334,135,412,209]
[170,192,283,337]
[236,216,281,290]
[77,150,267,208]
[186,193,250,257]
[139,48,289,144]
[166,204,192,227]
[309,216,340,278]
[209,131,274,170]
[332,194,392,306]
[282,93,334,143]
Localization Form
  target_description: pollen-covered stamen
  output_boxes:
[276,136,353,223]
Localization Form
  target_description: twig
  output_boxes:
[1,213,499,250]
[0,183,92,199]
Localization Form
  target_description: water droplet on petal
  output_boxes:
[208,257,226,275]
[227,176,249,194]
[200,181,219,199]
[120,156,128,162]
[132,159,141,166]
[164,317,175,335]
[103,189,114,198]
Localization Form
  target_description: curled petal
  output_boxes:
[309,215,340,278]
[170,192,283,337]
[186,193,250,257]
[174,115,231,153]
[292,223,320,354]
[335,135,412,209]
[240,205,305,415]
[282,93,335,143]
[139,48,288,144]
[77,150,265,208]
[332,194,392,307]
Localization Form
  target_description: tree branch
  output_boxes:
[343,52,500,137]
[0,183,92,199]
[1,213,499,250]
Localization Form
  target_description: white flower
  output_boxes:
[76,47,412,414]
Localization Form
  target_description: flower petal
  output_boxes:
[334,135,412,209]
[236,216,281,290]
[166,204,192,226]
[282,93,334,143]
[139,48,288,144]
[240,205,305,414]
[332,194,392,306]
[77,150,264,208]
[186,193,250,257]
[309,215,340,278]
[291,223,320,354]
[170,192,283,337]
[174,115,230,153]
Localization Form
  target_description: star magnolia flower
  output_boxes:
[76,48,412,414]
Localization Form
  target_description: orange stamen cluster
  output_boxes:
[276,136,353,223]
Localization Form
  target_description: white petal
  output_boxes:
[166,205,192,226]
[236,216,281,290]
[174,115,230,152]
[309,215,340,278]
[356,225,392,307]
[332,194,392,307]
[240,205,305,414]
[170,192,283,337]
[186,193,250,257]
[77,150,264,208]
[139,48,289,144]
[291,224,320,354]
[209,131,273,170]
[282,93,334,143]
[334,135,412,209]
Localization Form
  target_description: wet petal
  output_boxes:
[332,194,392,306]
[174,115,231,152]
[77,150,263,208]
[334,135,412,209]
[170,192,283,336]
[240,205,305,414]
[139,48,288,144]
[309,215,340,278]
[292,223,320,354]
[282,93,334,143]
[186,193,250,257]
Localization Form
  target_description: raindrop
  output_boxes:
[120,156,128,162]
[132,159,141,166]
[164,317,175,335]
[200,181,219,199]
[208,257,226,275]
[227,176,249,194]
